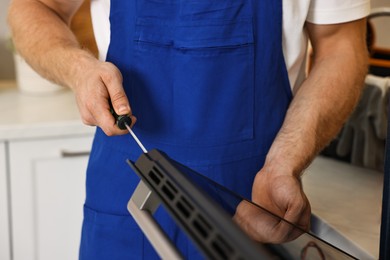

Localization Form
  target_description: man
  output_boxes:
[8,0,369,259]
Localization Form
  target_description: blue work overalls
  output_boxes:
[79,0,292,259]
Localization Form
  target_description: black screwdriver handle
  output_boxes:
[109,102,132,130]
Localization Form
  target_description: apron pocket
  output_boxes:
[132,18,255,147]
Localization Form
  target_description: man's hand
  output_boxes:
[8,0,136,136]
[234,18,367,244]
[71,57,136,136]
[234,168,311,244]
[251,168,311,231]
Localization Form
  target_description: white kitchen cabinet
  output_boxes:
[9,135,93,260]
[0,141,11,260]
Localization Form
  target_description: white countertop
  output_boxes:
[0,82,95,141]
[304,156,383,259]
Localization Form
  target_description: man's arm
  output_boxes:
[246,18,368,241]
[7,0,134,135]
[270,18,368,177]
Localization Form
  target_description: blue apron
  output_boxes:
[79,0,292,259]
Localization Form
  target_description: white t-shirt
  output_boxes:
[90,0,370,91]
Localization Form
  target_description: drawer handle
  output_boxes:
[61,150,90,158]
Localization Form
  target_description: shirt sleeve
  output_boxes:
[307,0,371,24]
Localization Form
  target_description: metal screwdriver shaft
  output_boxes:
[110,102,148,153]
[125,122,148,153]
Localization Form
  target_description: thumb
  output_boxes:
[110,89,131,116]
[105,76,130,116]
[109,89,138,129]
[102,63,131,116]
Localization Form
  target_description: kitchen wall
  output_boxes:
[0,0,389,80]
[0,0,14,80]
[371,0,390,48]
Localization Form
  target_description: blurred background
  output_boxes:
[0,0,389,80]
[0,0,386,80]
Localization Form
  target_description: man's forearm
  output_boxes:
[7,0,94,89]
[8,0,133,136]
[264,19,368,177]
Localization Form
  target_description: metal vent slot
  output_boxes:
[177,200,191,218]
[180,196,194,212]
[148,167,166,186]
[148,170,161,185]
[193,214,212,239]
[211,235,234,259]
[152,167,164,178]
[193,219,209,239]
[162,184,176,201]
[165,180,178,195]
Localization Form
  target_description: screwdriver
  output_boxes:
[110,103,148,153]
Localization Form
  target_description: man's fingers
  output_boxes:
[102,63,131,116]
[283,192,311,231]
[98,62,134,135]
[93,102,128,136]
[73,60,134,136]
[88,87,127,136]
[129,115,137,128]
[296,202,312,231]
[111,92,130,115]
